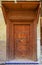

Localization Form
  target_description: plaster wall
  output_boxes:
[0,7,6,62]
[37,16,40,62]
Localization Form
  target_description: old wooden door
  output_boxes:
[6,21,36,61]
[2,1,40,61]
[15,24,30,59]
[12,21,34,60]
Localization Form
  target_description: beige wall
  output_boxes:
[0,7,6,62]
[37,16,40,61]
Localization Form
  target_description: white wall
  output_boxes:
[37,16,41,62]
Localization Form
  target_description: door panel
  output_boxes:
[7,22,37,61]
[14,24,30,59]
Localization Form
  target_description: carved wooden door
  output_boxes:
[15,24,29,59]
[13,23,34,60]
[6,21,37,61]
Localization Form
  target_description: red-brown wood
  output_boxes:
[41,27,42,45]
[2,1,40,61]
[15,24,30,59]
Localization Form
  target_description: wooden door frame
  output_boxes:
[1,1,40,61]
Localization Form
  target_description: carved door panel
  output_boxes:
[7,22,36,61]
[14,24,30,59]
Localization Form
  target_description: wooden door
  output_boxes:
[6,21,37,61]
[12,21,35,60]
[15,24,30,59]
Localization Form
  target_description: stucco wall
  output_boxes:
[37,16,40,62]
[0,7,6,62]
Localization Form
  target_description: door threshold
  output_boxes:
[5,59,40,64]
